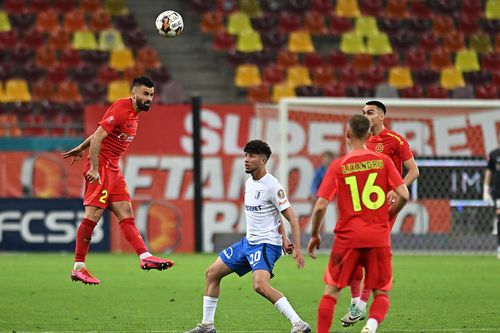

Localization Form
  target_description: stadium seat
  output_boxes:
[303,53,324,69]
[407,18,431,35]
[388,66,413,89]
[46,64,68,84]
[287,65,312,87]
[97,66,120,84]
[359,0,382,16]
[277,49,299,68]
[272,83,296,102]
[461,0,483,17]
[107,80,130,103]
[288,31,314,53]
[227,12,253,35]
[0,64,14,81]
[31,0,50,11]
[351,54,373,71]
[72,31,98,50]
[35,9,59,33]
[434,0,458,15]
[81,0,102,13]
[263,64,285,84]
[414,69,440,86]
[0,11,11,32]
[81,82,106,103]
[336,0,361,17]
[114,13,138,31]
[440,67,465,89]
[136,47,161,69]
[364,66,386,88]
[483,20,500,35]
[311,0,332,12]
[443,31,465,53]
[21,62,45,82]
[311,66,334,86]
[31,80,54,102]
[391,30,415,52]
[451,85,475,99]
[405,48,426,70]
[217,0,238,14]
[123,64,146,82]
[10,12,35,31]
[105,0,128,16]
[212,31,236,51]
[430,47,453,70]
[296,85,322,97]
[49,29,71,50]
[367,33,392,55]
[250,49,273,66]
[386,0,408,19]
[469,33,493,53]
[330,15,353,35]
[279,12,302,33]
[98,30,125,51]
[455,49,480,72]
[427,84,449,98]
[354,16,379,37]
[261,30,286,50]
[339,65,359,86]
[240,0,262,17]
[200,11,224,33]
[247,83,271,103]
[236,30,263,53]
[458,14,480,35]
[63,9,87,31]
[377,18,401,36]
[226,49,246,66]
[433,15,454,35]
[419,32,440,52]
[486,0,500,19]
[492,71,500,87]
[481,53,500,71]
[55,80,82,103]
[82,50,109,67]
[10,46,33,66]
[260,0,285,14]
[327,50,349,68]
[60,49,83,68]
[54,0,74,12]
[109,48,135,71]
[4,79,31,102]
[4,0,25,14]
[35,46,57,69]
[251,14,277,33]
[90,9,113,32]
[304,11,327,35]
[323,82,346,96]
[475,83,498,98]
[375,83,398,97]
[191,0,213,14]
[340,32,366,54]
[400,85,423,98]
[235,64,261,88]
[378,53,400,69]
[464,70,490,86]
[410,1,432,19]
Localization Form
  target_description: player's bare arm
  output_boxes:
[389,184,409,219]
[307,197,329,259]
[86,126,108,185]
[388,157,419,204]
[62,135,92,165]
[278,221,294,254]
[281,207,305,269]
[484,169,493,204]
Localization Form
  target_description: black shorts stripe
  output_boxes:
[262,244,275,278]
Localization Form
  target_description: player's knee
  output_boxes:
[84,207,103,222]
[205,264,220,282]
[252,280,268,295]
[372,289,389,297]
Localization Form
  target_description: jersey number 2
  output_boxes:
[345,172,385,212]
[99,189,108,204]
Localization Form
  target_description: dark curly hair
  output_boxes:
[132,76,154,89]
[244,140,272,160]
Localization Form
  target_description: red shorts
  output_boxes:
[324,245,393,291]
[83,161,130,208]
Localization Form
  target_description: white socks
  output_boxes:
[351,297,360,305]
[202,296,218,324]
[274,297,301,324]
[73,262,85,271]
[357,300,367,311]
[366,318,378,332]
[139,252,152,260]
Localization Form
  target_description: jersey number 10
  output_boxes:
[345,172,385,212]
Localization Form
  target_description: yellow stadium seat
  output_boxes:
[104,0,128,15]
[98,29,125,51]
[469,34,493,53]
[107,80,130,103]
[288,31,315,53]
[287,65,312,87]
[354,16,379,36]
[340,32,366,54]
[388,66,413,89]
[109,48,135,71]
[239,0,262,17]
[336,0,361,17]
[486,0,500,19]
[272,83,296,103]
[440,68,465,90]
[235,64,261,88]
[0,11,11,32]
[227,12,253,35]
[236,30,263,52]
[455,49,480,72]
[367,33,392,55]
[72,31,98,50]
[4,79,31,102]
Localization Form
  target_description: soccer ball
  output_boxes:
[155,10,184,38]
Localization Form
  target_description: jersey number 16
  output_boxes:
[345,172,385,212]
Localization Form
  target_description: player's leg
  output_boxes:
[360,247,392,333]
[318,284,341,333]
[108,200,174,270]
[495,200,500,259]
[341,265,367,326]
[71,205,104,285]
[243,241,310,332]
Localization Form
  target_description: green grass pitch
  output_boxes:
[1,253,499,332]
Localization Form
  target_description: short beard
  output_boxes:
[137,100,151,111]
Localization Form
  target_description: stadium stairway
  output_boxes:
[125,0,244,103]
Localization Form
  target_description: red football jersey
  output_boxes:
[366,128,413,175]
[95,98,139,171]
[317,149,405,248]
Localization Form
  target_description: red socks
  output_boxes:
[369,294,390,324]
[119,218,147,255]
[74,218,97,262]
[350,265,364,298]
[317,294,337,333]
[361,286,372,302]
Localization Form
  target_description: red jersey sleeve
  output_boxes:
[316,160,338,201]
[98,102,128,134]
[383,154,405,190]
[398,135,414,162]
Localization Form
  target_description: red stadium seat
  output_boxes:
[279,12,302,33]
[4,0,26,14]
[405,48,426,70]
[36,9,60,33]
[400,85,424,98]
[304,11,327,35]
[363,66,386,89]
[327,50,349,68]
[419,32,440,52]
[60,49,83,68]
[200,11,224,33]
[303,52,324,69]
[410,0,432,19]
[311,66,334,86]
[311,0,332,13]
[323,82,346,96]
[64,9,87,31]
[247,83,271,103]
[31,0,51,11]
[263,64,285,84]
[475,84,498,99]
[90,9,112,31]
[360,0,383,16]
[212,31,236,51]
[386,0,408,19]
[330,15,353,35]
[427,84,449,98]
[378,53,400,70]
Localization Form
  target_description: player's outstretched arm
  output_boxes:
[389,184,409,219]
[307,197,329,259]
[61,135,92,165]
[281,207,305,269]
[86,126,108,184]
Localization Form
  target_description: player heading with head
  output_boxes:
[307,115,409,333]
[62,76,174,285]
[185,140,311,333]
